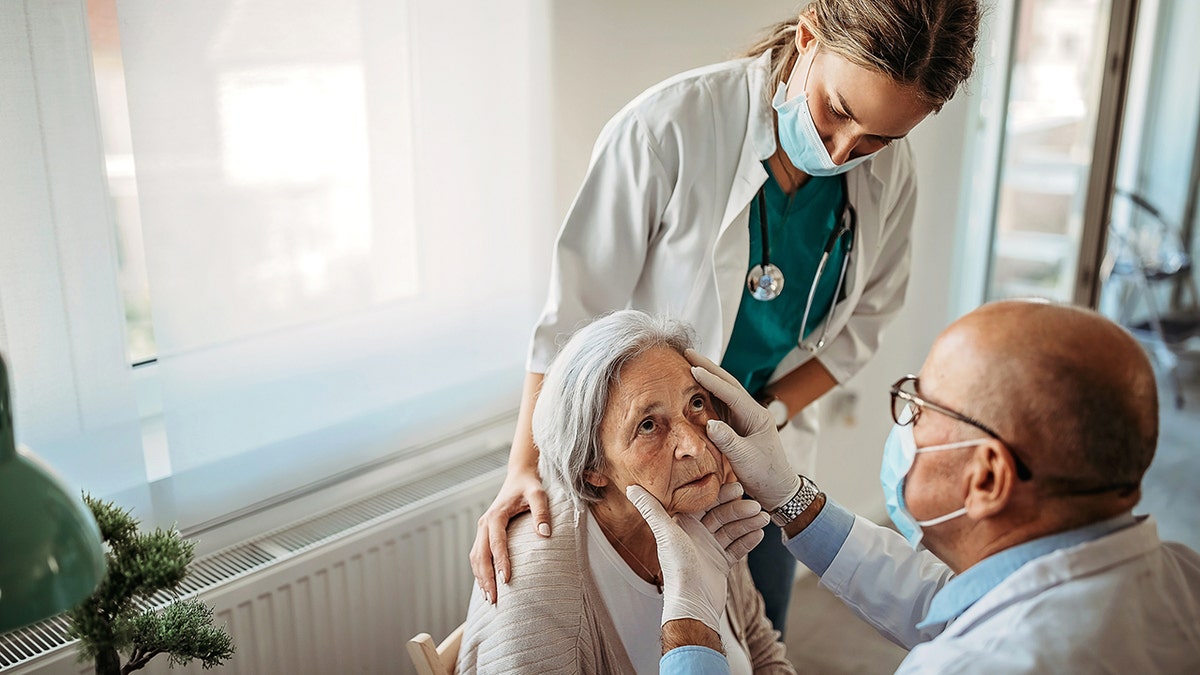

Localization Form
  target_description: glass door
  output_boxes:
[1094,0,1200,552]
[1097,0,1200,408]
[981,0,1137,303]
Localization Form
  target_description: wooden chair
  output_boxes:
[407,623,464,675]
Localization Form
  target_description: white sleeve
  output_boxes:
[818,516,954,649]
[526,109,673,373]
[816,143,917,384]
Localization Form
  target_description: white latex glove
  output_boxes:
[701,482,771,562]
[686,349,802,511]
[626,482,768,631]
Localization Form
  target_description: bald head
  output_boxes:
[923,300,1157,496]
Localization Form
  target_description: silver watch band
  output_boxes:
[769,475,819,527]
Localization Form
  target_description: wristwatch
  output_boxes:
[769,475,820,527]
[762,395,790,429]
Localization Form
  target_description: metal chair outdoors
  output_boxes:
[407,623,464,675]
[1101,189,1200,408]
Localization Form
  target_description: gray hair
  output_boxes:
[532,310,696,510]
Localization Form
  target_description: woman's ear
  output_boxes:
[584,471,610,489]
[963,440,1015,519]
[794,10,819,52]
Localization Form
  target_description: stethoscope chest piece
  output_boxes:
[747,263,785,301]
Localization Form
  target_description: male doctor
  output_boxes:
[632,300,1200,673]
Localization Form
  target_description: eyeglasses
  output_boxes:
[890,375,1033,481]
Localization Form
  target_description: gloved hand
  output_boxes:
[626,482,768,631]
[685,349,802,511]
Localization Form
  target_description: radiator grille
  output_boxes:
[0,618,71,669]
[0,447,507,672]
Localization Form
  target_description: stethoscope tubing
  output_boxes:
[753,177,857,353]
[798,203,855,352]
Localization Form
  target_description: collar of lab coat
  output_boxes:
[941,514,1162,638]
[917,511,1139,631]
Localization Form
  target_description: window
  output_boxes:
[985,0,1112,302]
[0,0,552,531]
[955,0,1138,312]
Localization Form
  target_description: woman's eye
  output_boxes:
[638,418,656,434]
[826,101,851,120]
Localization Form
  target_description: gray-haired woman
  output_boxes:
[457,310,791,674]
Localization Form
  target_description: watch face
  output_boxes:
[767,398,789,426]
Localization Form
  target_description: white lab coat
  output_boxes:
[528,51,917,474]
[820,515,1200,672]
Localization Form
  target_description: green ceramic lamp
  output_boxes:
[0,353,106,633]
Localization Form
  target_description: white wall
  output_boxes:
[549,0,800,219]
[548,0,979,519]
[817,94,972,519]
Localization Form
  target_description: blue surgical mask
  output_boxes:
[771,48,880,177]
[881,421,979,548]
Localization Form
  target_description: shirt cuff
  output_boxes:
[784,497,855,575]
[660,646,730,675]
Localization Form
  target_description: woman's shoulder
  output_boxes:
[505,489,581,553]
[502,491,588,589]
[458,494,597,672]
[641,56,758,99]
[593,56,759,175]
[622,57,756,123]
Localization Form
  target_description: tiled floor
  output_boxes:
[781,370,1200,673]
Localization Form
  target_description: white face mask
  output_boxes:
[880,419,980,548]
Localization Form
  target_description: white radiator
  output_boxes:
[0,449,507,675]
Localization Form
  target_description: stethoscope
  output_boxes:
[745,176,857,353]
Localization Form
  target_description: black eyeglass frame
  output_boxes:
[889,375,1034,481]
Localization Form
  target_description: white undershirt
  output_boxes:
[585,514,753,675]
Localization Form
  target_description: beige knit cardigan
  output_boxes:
[457,491,796,674]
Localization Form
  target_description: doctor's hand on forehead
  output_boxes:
[685,349,802,512]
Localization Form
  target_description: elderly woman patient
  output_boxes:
[457,310,792,674]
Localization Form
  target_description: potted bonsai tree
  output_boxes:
[67,495,234,675]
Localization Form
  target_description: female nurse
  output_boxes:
[471,0,982,633]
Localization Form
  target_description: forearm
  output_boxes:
[507,372,545,474]
[661,619,723,654]
[760,358,837,417]
[799,515,952,649]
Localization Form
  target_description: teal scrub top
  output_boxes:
[721,164,847,396]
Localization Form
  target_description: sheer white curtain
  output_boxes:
[0,0,145,498]
[1,0,552,529]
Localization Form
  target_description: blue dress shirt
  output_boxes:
[659,645,731,674]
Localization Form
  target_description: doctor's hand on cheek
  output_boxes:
[685,349,802,513]
[627,481,768,647]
